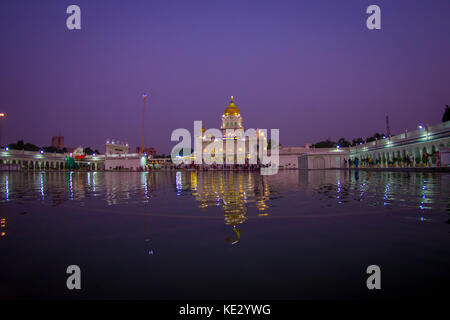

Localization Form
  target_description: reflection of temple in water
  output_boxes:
[186,171,271,244]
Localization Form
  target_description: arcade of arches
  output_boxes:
[349,121,450,167]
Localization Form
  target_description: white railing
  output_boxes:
[350,121,450,153]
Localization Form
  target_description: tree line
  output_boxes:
[7,140,100,155]
[311,133,386,148]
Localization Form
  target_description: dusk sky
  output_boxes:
[1,0,449,154]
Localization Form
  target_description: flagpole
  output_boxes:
[141,93,148,154]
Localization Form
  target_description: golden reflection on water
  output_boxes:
[185,171,271,244]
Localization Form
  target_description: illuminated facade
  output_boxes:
[221,96,243,134]
[197,96,267,165]
[349,121,450,167]
[0,148,103,171]
[105,140,129,155]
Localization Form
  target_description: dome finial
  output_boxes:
[224,96,240,116]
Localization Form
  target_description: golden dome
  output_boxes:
[224,96,240,116]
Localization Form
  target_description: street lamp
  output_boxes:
[0,113,5,147]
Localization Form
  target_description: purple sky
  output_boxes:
[1,0,449,153]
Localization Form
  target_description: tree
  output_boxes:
[312,138,336,148]
[8,140,40,151]
[337,138,350,147]
[366,133,385,142]
[443,105,450,122]
[351,138,364,146]
[84,147,95,155]
[43,146,59,153]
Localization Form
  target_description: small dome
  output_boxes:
[224,96,240,116]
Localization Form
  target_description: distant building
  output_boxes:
[51,136,64,150]
[104,139,146,171]
[105,139,129,155]
[298,149,349,169]
[279,146,312,169]
[135,147,156,156]
[280,146,349,169]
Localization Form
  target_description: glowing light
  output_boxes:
[69,172,73,200]
[142,173,149,200]
[0,113,5,117]
[40,173,45,200]
[337,145,340,149]
[5,147,8,151]
[5,176,9,202]
[92,172,96,192]
[418,125,423,129]
[176,171,182,195]
[40,150,43,154]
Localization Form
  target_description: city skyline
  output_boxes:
[1,0,450,153]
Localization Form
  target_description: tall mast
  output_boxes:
[141,93,148,154]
